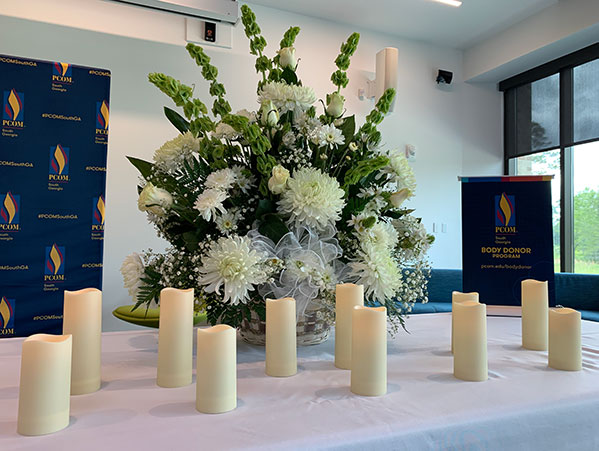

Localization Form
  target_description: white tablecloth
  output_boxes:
[1,313,599,450]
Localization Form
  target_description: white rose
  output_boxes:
[137,183,173,215]
[261,100,279,126]
[278,47,297,70]
[268,165,290,194]
[390,188,411,208]
[326,92,345,118]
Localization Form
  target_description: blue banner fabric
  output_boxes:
[461,176,555,307]
[0,54,110,338]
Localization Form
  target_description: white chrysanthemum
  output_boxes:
[258,81,316,115]
[278,167,345,230]
[380,150,416,196]
[317,124,345,148]
[213,122,238,140]
[153,132,200,173]
[194,189,227,221]
[231,165,255,193]
[205,168,236,191]
[215,209,241,235]
[120,253,144,300]
[198,235,270,305]
[349,242,402,302]
[359,220,399,250]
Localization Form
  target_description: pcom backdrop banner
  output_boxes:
[0,54,110,338]
[461,176,555,307]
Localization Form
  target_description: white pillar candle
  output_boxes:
[63,288,102,395]
[335,283,364,369]
[157,287,194,388]
[521,279,549,350]
[196,325,237,414]
[453,300,487,382]
[350,306,387,396]
[451,291,479,354]
[549,307,582,371]
[265,297,297,377]
[17,334,72,436]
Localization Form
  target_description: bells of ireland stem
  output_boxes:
[389,188,411,208]
[261,100,279,127]
[326,92,345,118]
[278,47,297,71]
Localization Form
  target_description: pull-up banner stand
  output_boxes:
[0,54,110,338]
[460,176,555,310]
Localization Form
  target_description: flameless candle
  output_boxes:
[63,288,102,395]
[351,306,387,396]
[451,291,479,353]
[521,279,549,350]
[335,283,364,369]
[265,297,297,377]
[17,334,72,436]
[157,287,194,388]
[196,325,237,414]
[549,307,582,371]
[453,300,487,382]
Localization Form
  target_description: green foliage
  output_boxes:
[241,4,271,82]
[280,26,300,48]
[164,106,189,134]
[259,213,289,243]
[133,266,163,310]
[574,188,599,263]
[148,73,195,110]
[343,155,389,189]
[127,156,154,180]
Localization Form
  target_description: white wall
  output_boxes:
[464,0,599,82]
[0,0,503,331]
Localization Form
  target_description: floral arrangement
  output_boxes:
[121,5,433,334]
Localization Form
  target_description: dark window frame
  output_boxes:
[501,43,599,272]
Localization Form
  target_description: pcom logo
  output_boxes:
[52,62,73,83]
[2,89,24,128]
[495,192,516,234]
[92,195,105,231]
[0,192,20,231]
[48,144,70,182]
[0,296,15,335]
[44,243,66,282]
[96,100,109,131]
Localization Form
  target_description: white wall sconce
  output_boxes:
[358,47,398,112]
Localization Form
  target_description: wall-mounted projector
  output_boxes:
[108,0,239,25]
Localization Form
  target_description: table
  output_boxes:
[1,313,599,450]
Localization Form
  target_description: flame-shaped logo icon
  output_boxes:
[496,193,515,226]
[93,195,106,225]
[3,89,23,121]
[0,192,19,224]
[97,100,109,130]
[0,296,14,329]
[53,62,71,77]
[45,243,64,275]
[50,144,69,175]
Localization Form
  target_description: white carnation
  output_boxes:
[278,167,345,231]
[258,81,316,115]
[198,235,271,305]
[120,253,144,301]
[194,189,227,221]
[205,168,236,191]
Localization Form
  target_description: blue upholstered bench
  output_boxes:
[412,269,599,322]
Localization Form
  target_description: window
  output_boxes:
[501,44,599,274]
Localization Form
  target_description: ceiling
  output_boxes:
[245,0,558,49]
